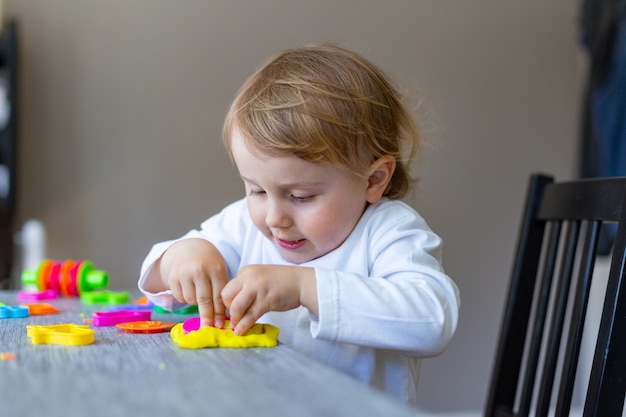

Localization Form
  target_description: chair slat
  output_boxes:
[486,175,552,412]
[554,220,600,416]
[584,212,626,415]
[518,222,563,416]
[535,221,580,417]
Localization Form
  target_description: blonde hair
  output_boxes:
[222,43,422,199]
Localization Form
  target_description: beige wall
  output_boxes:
[4,0,581,412]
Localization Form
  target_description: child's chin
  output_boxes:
[277,249,317,265]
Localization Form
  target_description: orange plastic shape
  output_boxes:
[132,296,150,305]
[20,303,60,315]
[116,321,176,333]
[59,260,76,296]
[38,260,55,291]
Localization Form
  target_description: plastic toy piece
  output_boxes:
[21,259,55,292]
[20,303,60,315]
[0,305,29,318]
[21,259,108,297]
[27,324,95,346]
[116,321,176,334]
[106,303,153,312]
[103,296,153,311]
[92,310,151,327]
[17,289,59,302]
[153,304,199,314]
[80,290,130,305]
[0,352,16,361]
[76,261,108,294]
[171,318,279,349]
[59,260,76,295]
[132,296,150,305]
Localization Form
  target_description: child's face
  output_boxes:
[231,129,370,264]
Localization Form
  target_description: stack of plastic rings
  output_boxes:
[21,259,108,297]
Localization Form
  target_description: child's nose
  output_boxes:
[265,202,291,228]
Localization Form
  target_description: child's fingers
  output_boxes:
[180,280,198,305]
[197,299,215,328]
[169,281,184,304]
[211,292,226,329]
[233,312,259,336]
[221,275,267,334]
[220,278,239,309]
[227,290,258,335]
[194,280,215,327]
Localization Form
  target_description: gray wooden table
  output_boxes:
[0,291,419,417]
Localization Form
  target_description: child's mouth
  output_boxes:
[276,238,306,250]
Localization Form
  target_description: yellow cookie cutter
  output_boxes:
[171,320,279,349]
[27,324,95,346]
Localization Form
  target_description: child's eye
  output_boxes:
[249,189,266,197]
[290,194,314,203]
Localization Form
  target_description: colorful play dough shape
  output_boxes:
[80,290,130,305]
[116,321,176,333]
[20,303,60,315]
[171,318,279,349]
[181,317,234,333]
[27,324,95,346]
[0,305,29,318]
[182,317,206,333]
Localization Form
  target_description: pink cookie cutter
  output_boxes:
[92,310,151,327]
[17,289,59,302]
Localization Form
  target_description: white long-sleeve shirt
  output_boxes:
[139,198,460,406]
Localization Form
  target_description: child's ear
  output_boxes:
[366,155,396,203]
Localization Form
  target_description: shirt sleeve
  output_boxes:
[136,231,204,312]
[137,199,249,311]
[310,204,460,357]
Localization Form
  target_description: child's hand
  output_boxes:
[221,265,317,335]
[159,238,228,328]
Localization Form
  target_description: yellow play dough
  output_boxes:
[170,320,279,349]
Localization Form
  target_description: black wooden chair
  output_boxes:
[0,202,11,286]
[485,174,626,417]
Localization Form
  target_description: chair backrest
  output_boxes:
[484,174,626,417]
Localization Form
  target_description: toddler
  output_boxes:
[139,43,460,406]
